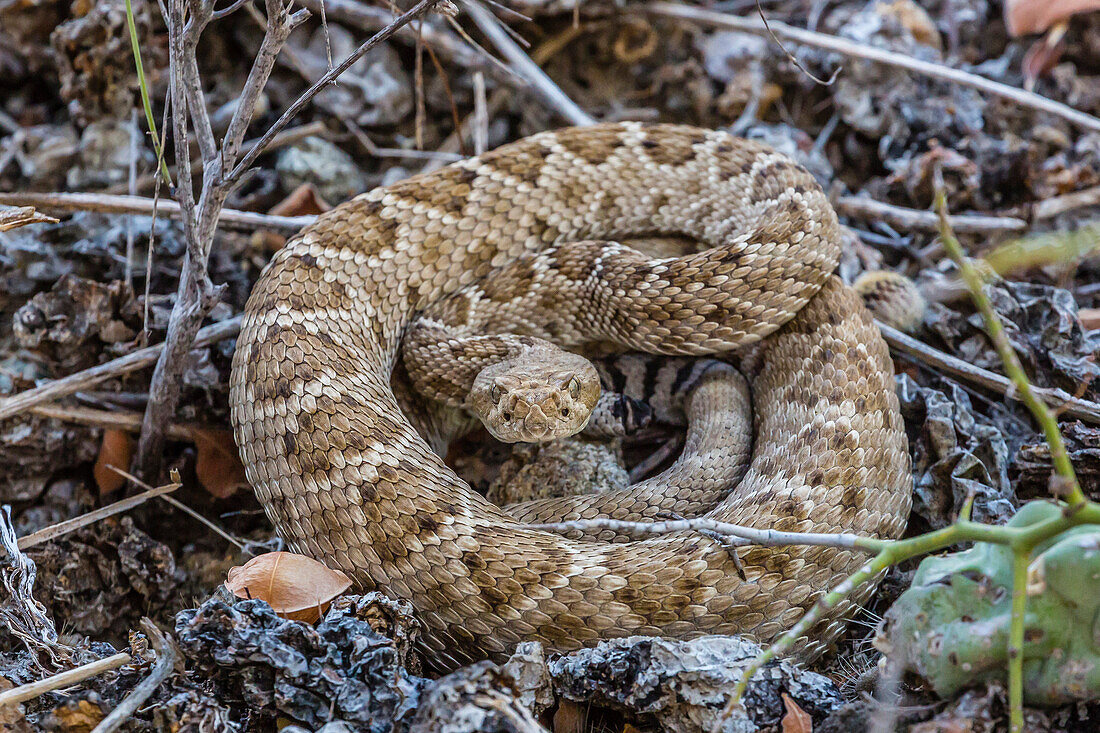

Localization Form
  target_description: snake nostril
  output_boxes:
[503,412,512,421]
[561,408,569,417]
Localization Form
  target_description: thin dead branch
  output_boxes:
[0,206,58,232]
[17,480,181,551]
[837,196,1028,234]
[0,653,132,708]
[526,516,875,551]
[644,2,1100,134]
[89,620,179,733]
[0,317,242,423]
[1032,184,1100,220]
[227,0,448,183]
[296,0,483,68]
[460,0,595,126]
[879,321,1100,424]
[136,0,311,479]
[0,192,312,232]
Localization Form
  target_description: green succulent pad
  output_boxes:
[878,501,1100,705]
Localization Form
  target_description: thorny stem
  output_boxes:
[932,178,1085,508]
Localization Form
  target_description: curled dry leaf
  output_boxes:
[1005,0,1100,35]
[188,427,249,499]
[94,429,135,494]
[225,551,352,623]
[781,693,813,733]
[0,206,59,232]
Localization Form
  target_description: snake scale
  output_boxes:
[230,122,913,671]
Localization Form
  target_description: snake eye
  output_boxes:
[491,384,502,402]
[567,377,581,398]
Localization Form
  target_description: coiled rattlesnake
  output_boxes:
[230,122,913,671]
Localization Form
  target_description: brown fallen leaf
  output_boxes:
[269,182,332,217]
[225,551,352,623]
[552,700,585,733]
[1079,307,1100,331]
[188,426,249,499]
[94,429,135,495]
[0,206,59,232]
[781,693,813,733]
[1005,0,1100,35]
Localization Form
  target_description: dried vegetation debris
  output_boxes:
[0,0,1098,729]
[28,516,183,644]
[175,593,429,731]
[550,636,842,733]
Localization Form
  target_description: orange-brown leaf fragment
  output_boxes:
[225,552,352,623]
[781,693,813,733]
[190,427,249,499]
[94,429,135,495]
[1005,0,1100,35]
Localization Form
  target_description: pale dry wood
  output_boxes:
[0,653,132,707]
[17,480,180,551]
[0,317,241,423]
[460,0,595,126]
[879,321,1100,424]
[644,2,1100,134]
[0,206,58,232]
[837,196,1028,234]
[0,192,311,232]
[1033,184,1100,220]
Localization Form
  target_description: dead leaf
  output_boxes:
[188,427,249,499]
[225,551,352,623]
[781,693,813,733]
[94,429,134,495]
[48,698,105,733]
[1022,22,1068,89]
[1005,0,1100,35]
[269,182,331,217]
[1079,307,1100,330]
[552,700,585,733]
[0,206,59,232]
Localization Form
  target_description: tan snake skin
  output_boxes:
[229,123,913,671]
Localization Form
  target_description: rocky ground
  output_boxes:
[0,0,1099,730]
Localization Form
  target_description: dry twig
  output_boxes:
[644,2,1100,134]
[460,0,595,126]
[89,620,180,733]
[879,322,1100,424]
[0,192,311,232]
[837,196,1028,234]
[0,653,132,708]
[0,317,242,423]
[0,206,58,232]
[17,480,181,551]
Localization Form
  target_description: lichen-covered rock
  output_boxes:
[175,593,429,730]
[548,635,842,733]
[409,660,547,733]
[878,501,1100,705]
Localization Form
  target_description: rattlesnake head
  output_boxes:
[467,345,601,443]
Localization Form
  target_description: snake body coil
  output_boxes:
[230,123,912,671]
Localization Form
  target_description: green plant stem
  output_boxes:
[716,502,1100,731]
[933,186,1084,508]
[125,0,173,187]
[1008,548,1029,733]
